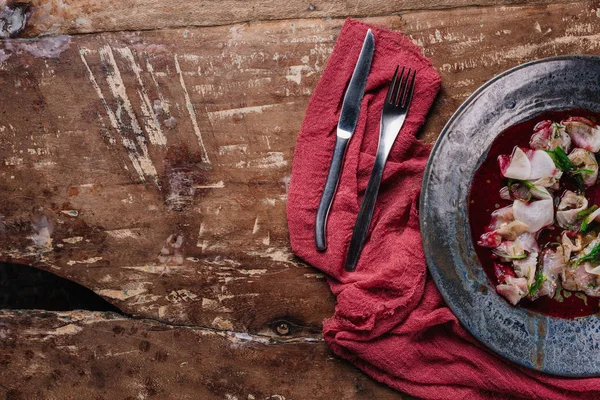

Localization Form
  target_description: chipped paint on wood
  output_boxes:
[62,236,83,244]
[234,152,287,169]
[173,54,210,164]
[207,102,295,120]
[193,181,225,189]
[67,256,103,265]
[97,287,147,300]
[166,289,198,304]
[115,47,167,146]
[105,228,140,239]
[97,45,159,182]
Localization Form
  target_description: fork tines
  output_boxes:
[385,66,416,108]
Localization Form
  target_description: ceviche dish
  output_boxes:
[470,111,600,317]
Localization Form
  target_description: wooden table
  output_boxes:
[0,0,598,398]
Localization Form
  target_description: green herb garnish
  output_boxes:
[580,205,600,232]
[492,251,528,260]
[575,292,589,305]
[554,284,564,302]
[545,146,574,172]
[529,270,546,296]
[573,241,600,266]
[545,146,587,192]
[573,168,595,175]
[506,179,548,200]
[551,123,562,138]
[578,205,599,219]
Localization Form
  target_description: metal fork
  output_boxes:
[344,66,417,272]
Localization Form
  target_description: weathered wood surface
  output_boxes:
[9,0,580,37]
[0,310,401,399]
[2,0,600,398]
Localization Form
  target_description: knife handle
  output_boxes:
[315,136,349,251]
[344,145,387,271]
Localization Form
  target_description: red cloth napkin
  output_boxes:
[287,19,600,399]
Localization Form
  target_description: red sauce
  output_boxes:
[469,110,600,319]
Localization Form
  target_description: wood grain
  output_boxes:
[0,310,404,399]
[8,0,579,37]
[2,1,600,398]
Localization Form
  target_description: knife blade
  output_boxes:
[315,29,375,251]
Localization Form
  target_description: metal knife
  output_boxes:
[315,29,375,251]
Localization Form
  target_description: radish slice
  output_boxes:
[527,150,557,180]
[499,147,531,180]
[584,262,600,276]
[563,119,600,152]
[516,232,539,253]
[513,199,554,232]
[590,208,600,222]
[531,185,552,200]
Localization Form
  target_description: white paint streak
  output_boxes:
[98,46,159,182]
[252,217,259,234]
[285,65,309,84]
[67,257,103,266]
[193,181,225,189]
[247,247,297,265]
[123,265,169,274]
[98,288,146,300]
[106,228,139,239]
[174,54,210,163]
[166,289,198,304]
[241,269,267,276]
[146,58,170,113]
[218,144,248,155]
[47,324,82,336]
[62,236,83,244]
[116,47,167,146]
[79,48,117,145]
[235,152,287,169]
[208,102,294,120]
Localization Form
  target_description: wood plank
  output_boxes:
[8,0,580,37]
[0,310,405,399]
[1,1,599,399]
[1,16,405,332]
[405,2,600,143]
[2,2,600,332]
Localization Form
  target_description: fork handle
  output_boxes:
[344,146,387,271]
[315,136,349,251]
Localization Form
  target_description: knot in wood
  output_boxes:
[275,321,290,336]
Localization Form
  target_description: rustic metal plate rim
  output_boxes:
[420,55,600,377]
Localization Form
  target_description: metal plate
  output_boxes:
[420,55,600,376]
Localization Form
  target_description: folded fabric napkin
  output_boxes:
[287,18,600,399]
